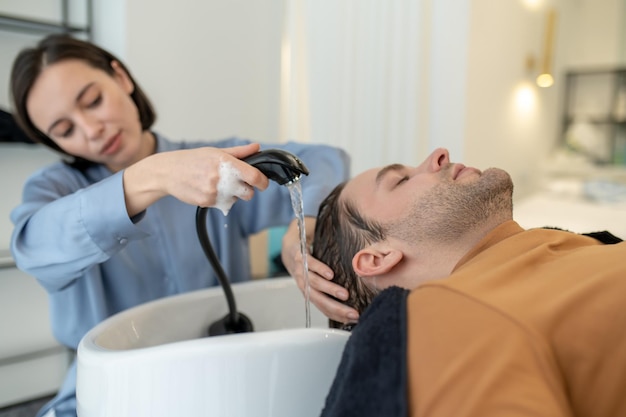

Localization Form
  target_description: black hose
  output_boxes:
[194,149,308,335]
[195,206,253,335]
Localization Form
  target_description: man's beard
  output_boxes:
[383,167,514,244]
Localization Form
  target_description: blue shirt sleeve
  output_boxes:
[10,165,149,291]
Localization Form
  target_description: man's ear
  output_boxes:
[352,245,403,277]
[110,60,135,94]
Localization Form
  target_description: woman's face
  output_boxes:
[26,59,152,172]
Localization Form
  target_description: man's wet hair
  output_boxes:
[312,181,382,329]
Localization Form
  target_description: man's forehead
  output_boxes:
[342,167,381,203]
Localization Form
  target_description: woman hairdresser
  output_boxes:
[9,34,350,417]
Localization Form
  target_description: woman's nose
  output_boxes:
[78,113,104,141]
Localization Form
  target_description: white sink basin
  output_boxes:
[77,277,349,417]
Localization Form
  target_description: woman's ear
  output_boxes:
[352,245,403,277]
[110,60,135,94]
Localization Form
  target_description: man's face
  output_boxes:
[341,148,513,244]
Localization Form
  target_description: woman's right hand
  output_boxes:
[123,142,269,216]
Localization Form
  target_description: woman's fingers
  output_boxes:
[292,255,359,324]
[221,143,269,192]
[304,274,359,324]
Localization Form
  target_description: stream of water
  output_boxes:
[287,181,311,328]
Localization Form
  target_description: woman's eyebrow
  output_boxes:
[375,163,405,186]
[46,82,95,135]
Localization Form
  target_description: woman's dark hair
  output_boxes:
[312,182,384,329]
[10,34,156,169]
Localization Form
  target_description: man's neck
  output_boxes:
[399,215,512,289]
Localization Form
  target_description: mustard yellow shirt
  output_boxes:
[407,220,626,417]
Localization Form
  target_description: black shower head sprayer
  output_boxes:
[243,149,309,185]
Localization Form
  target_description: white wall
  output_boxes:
[1,0,625,202]
[283,1,407,168]
[101,0,285,143]
[464,0,626,200]
[90,0,622,196]
[560,0,626,68]
[278,0,469,176]
[428,0,471,159]
[464,0,557,199]
[3,0,625,180]
[91,0,125,57]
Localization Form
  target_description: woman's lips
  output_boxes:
[101,133,121,155]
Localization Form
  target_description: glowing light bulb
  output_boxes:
[536,73,554,88]
[514,83,537,115]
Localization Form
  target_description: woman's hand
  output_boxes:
[123,143,268,216]
[281,218,359,325]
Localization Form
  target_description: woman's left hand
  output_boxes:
[281,218,359,324]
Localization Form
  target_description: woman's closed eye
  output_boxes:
[78,83,102,109]
[51,121,74,139]
[59,125,74,138]
[86,94,102,108]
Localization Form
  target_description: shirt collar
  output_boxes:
[453,220,525,272]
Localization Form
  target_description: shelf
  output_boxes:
[0,249,15,269]
[564,117,626,125]
[565,67,626,77]
[561,67,626,166]
[0,13,88,36]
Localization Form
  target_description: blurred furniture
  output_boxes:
[0,144,71,408]
[0,252,72,408]
[561,67,626,164]
[0,0,91,39]
[514,178,626,240]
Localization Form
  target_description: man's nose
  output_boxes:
[427,148,450,172]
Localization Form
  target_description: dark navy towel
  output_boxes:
[582,230,623,244]
[542,227,623,245]
[320,286,410,417]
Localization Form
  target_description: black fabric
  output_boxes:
[581,230,623,244]
[542,226,623,244]
[0,108,34,144]
[320,286,410,417]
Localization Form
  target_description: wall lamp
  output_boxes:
[536,8,557,88]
